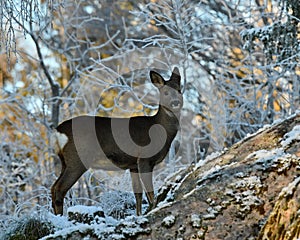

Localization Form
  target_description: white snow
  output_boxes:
[190,214,201,228]
[246,148,285,163]
[281,125,300,148]
[279,176,300,198]
[67,205,103,216]
[83,6,95,14]
[162,215,176,227]
[40,208,149,240]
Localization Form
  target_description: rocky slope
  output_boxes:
[9,113,299,240]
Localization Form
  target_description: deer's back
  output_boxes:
[56,115,177,170]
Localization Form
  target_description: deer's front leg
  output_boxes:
[138,160,155,211]
[130,169,143,216]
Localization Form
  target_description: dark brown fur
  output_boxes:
[51,67,183,215]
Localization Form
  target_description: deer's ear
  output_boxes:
[150,71,165,88]
[169,67,181,90]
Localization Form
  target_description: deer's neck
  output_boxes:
[154,105,180,134]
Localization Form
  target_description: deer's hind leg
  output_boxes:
[137,160,155,211]
[139,171,154,210]
[51,154,87,215]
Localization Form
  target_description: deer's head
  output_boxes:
[150,67,183,116]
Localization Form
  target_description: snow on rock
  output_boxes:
[279,176,300,198]
[155,166,190,208]
[190,214,202,228]
[162,215,176,228]
[247,148,299,173]
[247,148,284,161]
[68,205,105,224]
[225,175,264,218]
[281,125,300,148]
[68,205,104,215]
[41,206,150,239]
[117,216,150,237]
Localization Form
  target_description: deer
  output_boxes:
[50,67,183,216]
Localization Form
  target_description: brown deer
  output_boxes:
[51,67,183,216]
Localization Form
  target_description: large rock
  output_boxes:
[138,113,300,239]
[42,113,300,239]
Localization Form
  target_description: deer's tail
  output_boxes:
[50,131,69,154]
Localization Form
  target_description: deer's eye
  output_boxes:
[164,91,169,96]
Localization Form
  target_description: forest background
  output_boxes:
[0,0,299,229]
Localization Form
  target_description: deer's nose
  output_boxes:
[171,100,181,109]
